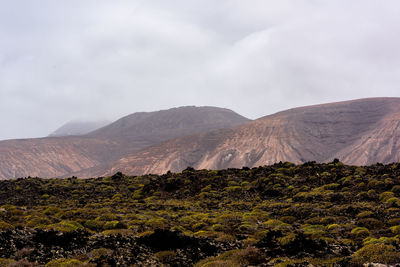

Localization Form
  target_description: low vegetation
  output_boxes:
[1,160,400,266]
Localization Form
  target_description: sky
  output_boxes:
[1,0,400,140]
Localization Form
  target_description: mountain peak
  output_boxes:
[88,106,250,141]
[0,106,250,179]
[80,97,400,177]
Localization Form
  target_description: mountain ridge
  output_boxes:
[0,106,249,179]
[2,98,400,179]
[73,97,400,177]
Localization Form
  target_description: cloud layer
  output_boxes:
[1,0,400,140]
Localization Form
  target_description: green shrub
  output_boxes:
[195,247,264,267]
[357,218,384,229]
[103,220,121,230]
[301,224,325,236]
[356,211,374,218]
[351,243,400,265]
[47,220,83,232]
[390,225,400,234]
[0,220,14,230]
[238,223,254,233]
[391,185,400,194]
[351,227,370,238]
[84,220,104,231]
[211,224,224,231]
[388,218,400,226]
[380,192,395,202]
[319,216,337,225]
[327,224,341,231]
[43,206,62,216]
[323,183,340,190]
[264,219,287,229]
[0,258,16,266]
[26,216,52,228]
[45,258,86,267]
[96,213,117,221]
[363,236,399,245]
[280,216,296,224]
[278,233,297,245]
[144,218,168,229]
[195,259,239,267]
[225,186,242,193]
[386,197,400,206]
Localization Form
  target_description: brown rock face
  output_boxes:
[77,98,400,177]
[0,137,116,179]
[0,106,249,179]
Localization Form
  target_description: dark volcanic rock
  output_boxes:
[256,230,333,258]
[0,228,239,266]
[138,229,239,266]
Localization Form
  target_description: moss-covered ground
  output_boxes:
[1,161,400,266]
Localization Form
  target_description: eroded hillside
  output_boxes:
[83,98,400,177]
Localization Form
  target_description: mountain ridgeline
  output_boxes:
[74,97,400,178]
[1,98,400,179]
[0,106,249,179]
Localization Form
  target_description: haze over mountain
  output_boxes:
[74,98,400,177]
[48,120,111,137]
[0,106,249,179]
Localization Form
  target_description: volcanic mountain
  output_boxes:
[74,97,400,177]
[0,106,250,179]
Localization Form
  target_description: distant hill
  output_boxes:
[3,98,400,179]
[74,98,400,177]
[48,120,111,137]
[0,106,250,179]
[88,106,250,142]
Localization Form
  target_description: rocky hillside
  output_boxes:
[0,137,117,179]
[88,106,250,142]
[80,98,400,177]
[0,107,249,179]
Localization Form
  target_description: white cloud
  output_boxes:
[1,0,400,140]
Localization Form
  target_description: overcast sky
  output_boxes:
[1,0,400,140]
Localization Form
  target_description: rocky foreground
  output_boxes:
[1,161,400,266]
[0,227,340,266]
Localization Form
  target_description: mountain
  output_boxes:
[0,137,117,179]
[83,106,250,160]
[48,120,111,137]
[76,98,400,177]
[88,106,250,145]
[0,106,250,179]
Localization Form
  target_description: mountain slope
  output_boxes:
[85,106,250,159]
[0,137,117,179]
[88,106,249,141]
[78,98,400,177]
[0,106,249,179]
